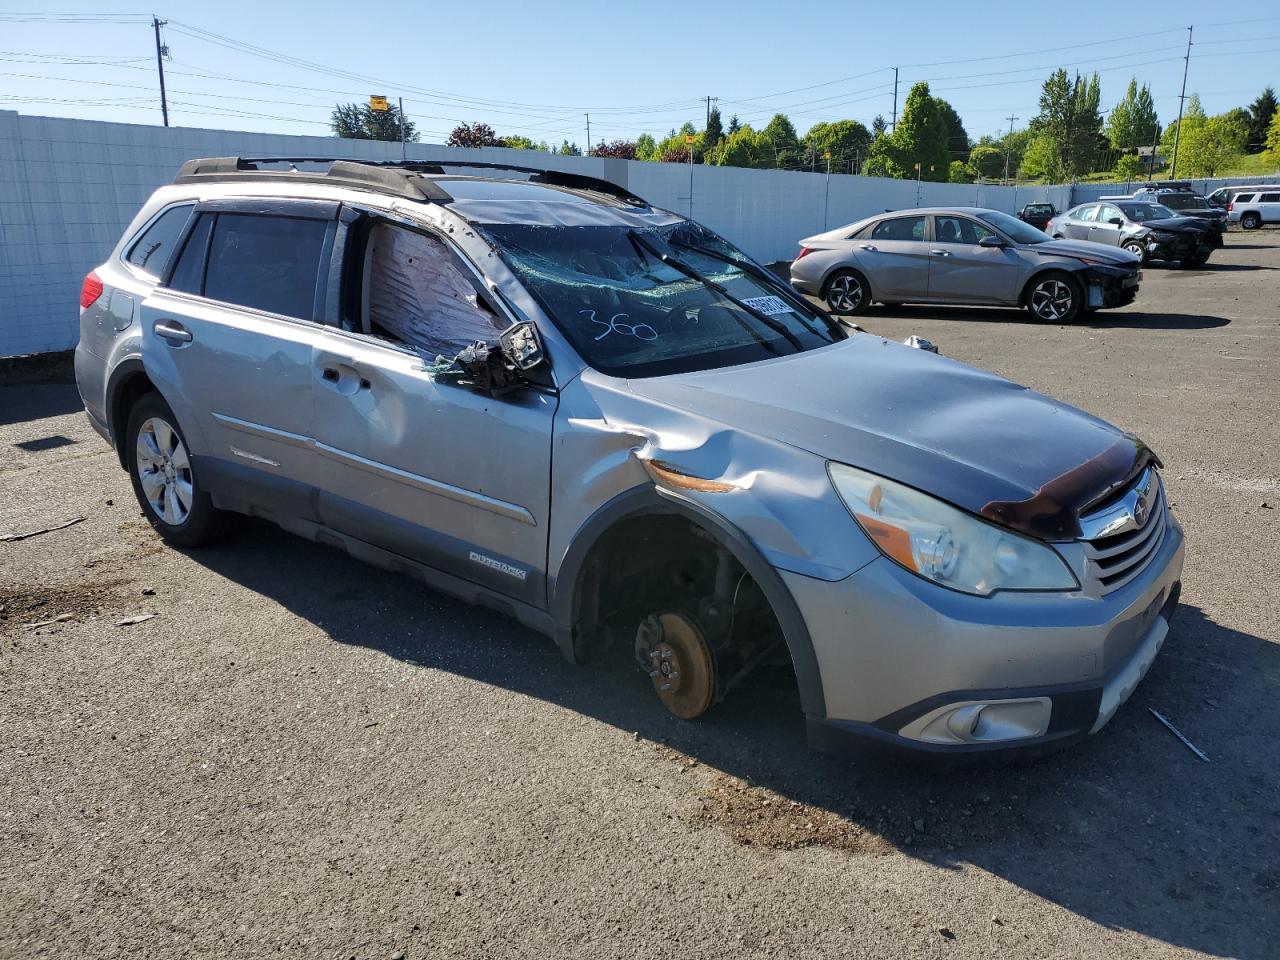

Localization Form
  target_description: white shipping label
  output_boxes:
[739,295,794,316]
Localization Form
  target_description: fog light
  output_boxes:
[899,697,1052,746]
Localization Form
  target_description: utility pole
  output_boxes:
[891,67,899,133]
[585,113,591,153]
[1002,113,1018,184]
[1170,25,1193,178]
[152,16,169,128]
[398,96,407,161]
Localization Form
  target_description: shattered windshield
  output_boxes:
[480,221,845,377]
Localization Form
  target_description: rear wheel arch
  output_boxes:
[106,359,157,470]
[550,486,827,720]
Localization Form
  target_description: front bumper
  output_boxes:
[789,513,1185,756]
[1083,264,1140,309]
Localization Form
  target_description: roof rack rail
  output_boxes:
[173,156,650,207]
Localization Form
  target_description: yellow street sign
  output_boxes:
[685,134,696,144]
[369,95,389,112]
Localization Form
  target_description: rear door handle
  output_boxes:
[930,249,951,257]
[153,319,192,344]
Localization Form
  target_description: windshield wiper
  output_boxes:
[629,230,803,351]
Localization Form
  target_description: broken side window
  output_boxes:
[364,223,506,358]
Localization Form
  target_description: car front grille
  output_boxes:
[1081,474,1168,596]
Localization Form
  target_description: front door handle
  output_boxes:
[153,319,192,344]
[930,249,951,257]
[858,244,877,251]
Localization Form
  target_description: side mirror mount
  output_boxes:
[499,320,545,372]
[978,234,1007,248]
[1108,217,1124,226]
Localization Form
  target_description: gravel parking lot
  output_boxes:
[2,231,1278,960]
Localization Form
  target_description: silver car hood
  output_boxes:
[1024,238,1139,264]
[626,336,1152,540]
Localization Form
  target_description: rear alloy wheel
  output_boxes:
[824,270,869,315]
[1026,273,1083,323]
[127,393,220,547]
[1122,239,1147,262]
[1240,213,1262,230]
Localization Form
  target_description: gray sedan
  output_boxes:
[790,207,1141,323]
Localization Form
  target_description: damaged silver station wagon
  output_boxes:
[75,157,1184,755]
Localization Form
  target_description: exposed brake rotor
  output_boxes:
[636,612,715,720]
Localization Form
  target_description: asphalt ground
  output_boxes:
[2,230,1278,959]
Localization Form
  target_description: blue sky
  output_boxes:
[1,1,1277,149]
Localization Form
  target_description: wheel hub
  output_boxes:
[636,612,715,720]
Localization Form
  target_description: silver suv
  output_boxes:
[75,157,1184,755]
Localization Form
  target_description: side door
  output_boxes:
[139,199,337,519]
[848,214,932,299]
[310,212,556,608]
[1260,192,1280,223]
[1089,204,1125,247]
[925,215,1022,304]
[1063,204,1097,240]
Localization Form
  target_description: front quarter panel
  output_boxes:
[547,369,881,600]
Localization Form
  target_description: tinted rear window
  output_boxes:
[126,204,193,278]
[202,214,327,320]
[1261,193,1280,203]
[871,216,926,241]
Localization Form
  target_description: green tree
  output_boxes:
[760,113,801,167]
[635,133,658,161]
[948,160,973,183]
[1173,110,1248,176]
[331,102,419,142]
[715,124,767,168]
[1267,108,1280,159]
[727,114,741,135]
[802,119,871,173]
[968,144,1004,179]
[556,140,582,156]
[502,135,550,151]
[1113,153,1144,181]
[1246,86,1277,154]
[1020,134,1059,180]
[1029,69,1104,179]
[1161,95,1207,173]
[704,107,724,150]
[886,82,950,181]
[447,122,504,147]
[934,98,971,162]
[1107,78,1159,152]
[871,114,887,137]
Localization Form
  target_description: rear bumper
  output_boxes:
[790,514,1185,757]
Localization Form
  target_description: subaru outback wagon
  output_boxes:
[75,157,1184,755]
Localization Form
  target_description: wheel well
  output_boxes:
[1020,268,1078,306]
[823,265,868,296]
[568,511,793,704]
[108,368,157,469]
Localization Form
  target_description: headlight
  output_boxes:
[1150,231,1176,242]
[829,463,1079,596]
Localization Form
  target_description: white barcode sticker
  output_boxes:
[739,295,794,316]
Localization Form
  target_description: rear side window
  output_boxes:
[1261,193,1280,203]
[871,216,926,241]
[125,204,193,278]
[203,214,328,320]
[1078,205,1099,222]
[166,213,213,295]
[1234,193,1256,203]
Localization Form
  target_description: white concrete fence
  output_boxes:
[1,110,1073,357]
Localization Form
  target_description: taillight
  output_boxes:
[1227,202,1234,212]
[80,270,104,309]
[795,246,815,261]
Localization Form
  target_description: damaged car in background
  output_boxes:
[1047,200,1224,267]
[74,158,1183,756]
[789,207,1142,323]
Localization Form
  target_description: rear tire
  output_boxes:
[823,269,870,315]
[126,393,220,547]
[1024,272,1083,324]
[1240,213,1261,230]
